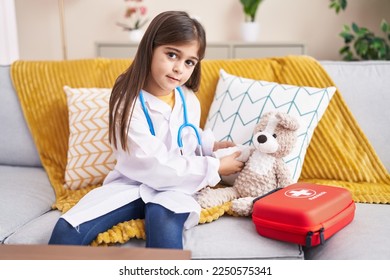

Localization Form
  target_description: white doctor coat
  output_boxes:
[61,87,221,229]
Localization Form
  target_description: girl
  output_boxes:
[49,11,243,249]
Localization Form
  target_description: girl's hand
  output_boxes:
[213,141,236,152]
[218,151,244,176]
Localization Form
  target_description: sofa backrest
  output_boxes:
[8,57,389,209]
[321,61,390,172]
[0,65,41,167]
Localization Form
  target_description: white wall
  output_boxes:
[14,0,390,61]
[0,0,19,64]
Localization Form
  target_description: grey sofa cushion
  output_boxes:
[110,216,304,260]
[304,203,390,260]
[184,216,304,259]
[320,61,390,172]
[0,65,41,167]
[126,216,304,259]
[3,210,61,245]
[0,165,55,242]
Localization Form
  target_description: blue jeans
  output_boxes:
[48,198,189,249]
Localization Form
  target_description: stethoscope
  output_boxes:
[139,86,203,156]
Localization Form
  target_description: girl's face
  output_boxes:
[144,41,200,96]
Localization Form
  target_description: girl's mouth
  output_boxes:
[167,75,180,82]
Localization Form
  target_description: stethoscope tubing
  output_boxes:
[139,91,155,135]
[139,86,202,153]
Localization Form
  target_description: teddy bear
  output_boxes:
[196,111,300,216]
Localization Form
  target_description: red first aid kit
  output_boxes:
[252,182,356,247]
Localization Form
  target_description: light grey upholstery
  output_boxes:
[3,210,61,245]
[304,203,390,260]
[320,61,390,172]
[0,65,41,167]
[184,216,303,259]
[0,165,54,242]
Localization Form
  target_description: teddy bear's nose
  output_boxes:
[257,134,267,144]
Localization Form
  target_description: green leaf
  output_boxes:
[355,39,369,57]
[372,38,384,49]
[340,0,347,10]
[240,0,262,22]
[339,31,354,43]
[342,24,351,32]
[343,52,355,61]
[357,27,370,37]
[329,2,337,11]
[352,23,360,34]
[339,45,350,54]
[329,0,347,14]
[381,19,390,33]
[378,45,386,58]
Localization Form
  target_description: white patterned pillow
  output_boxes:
[205,69,336,184]
[63,86,115,190]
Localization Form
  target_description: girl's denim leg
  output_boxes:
[144,203,189,249]
[49,198,145,245]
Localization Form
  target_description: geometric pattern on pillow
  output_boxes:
[205,69,336,184]
[63,86,116,190]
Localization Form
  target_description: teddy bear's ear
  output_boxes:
[276,112,300,131]
[255,112,272,132]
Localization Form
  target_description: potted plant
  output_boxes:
[329,0,390,60]
[116,0,149,42]
[240,0,263,22]
[239,0,264,42]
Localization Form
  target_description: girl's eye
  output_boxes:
[167,52,177,59]
[185,60,196,67]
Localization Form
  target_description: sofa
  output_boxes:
[0,56,389,260]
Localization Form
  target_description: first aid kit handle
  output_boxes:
[252,187,283,204]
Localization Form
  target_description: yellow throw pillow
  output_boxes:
[63,86,115,190]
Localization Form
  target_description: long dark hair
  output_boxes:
[109,10,206,151]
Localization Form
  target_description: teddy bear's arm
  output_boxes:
[231,196,257,216]
[213,145,254,162]
[196,186,240,208]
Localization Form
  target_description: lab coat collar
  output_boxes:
[140,90,171,120]
[141,88,182,120]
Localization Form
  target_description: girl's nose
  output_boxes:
[173,62,183,74]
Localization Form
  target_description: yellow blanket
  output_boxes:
[11,55,390,246]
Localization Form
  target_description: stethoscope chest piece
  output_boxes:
[139,86,202,155]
